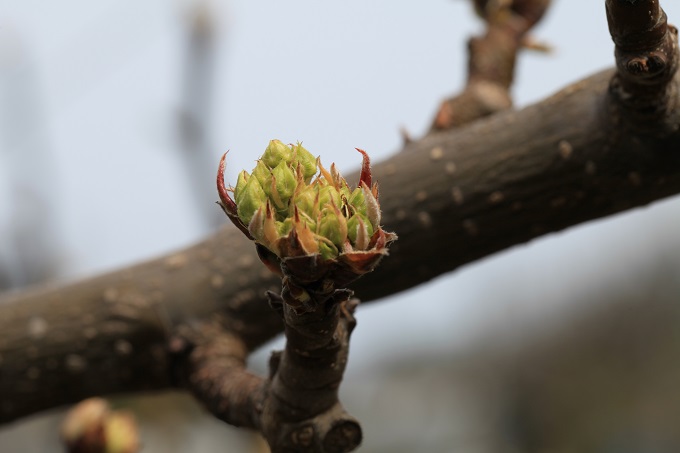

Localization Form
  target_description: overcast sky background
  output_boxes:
[3,1,680,449]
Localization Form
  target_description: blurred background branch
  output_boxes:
[0,24,61,290]
[177,1,224,230]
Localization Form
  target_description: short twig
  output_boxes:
[431,0,551,130]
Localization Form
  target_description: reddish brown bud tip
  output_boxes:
[356,148,372,188]
[217,152,254,240]
[217,152,237,216]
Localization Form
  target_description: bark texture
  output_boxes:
[170,292,362,452]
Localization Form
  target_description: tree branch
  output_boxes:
[3,66,680,424]
[203,142,389,451]
[606,0,680,134]
[170,278,362,451]
[4,16,680,423]
[169,320,264,429]
[258,294,361,452]
[432,0,551,130]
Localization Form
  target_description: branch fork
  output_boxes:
[170,282,362,452]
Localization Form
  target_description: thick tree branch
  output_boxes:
[3,58,680,425]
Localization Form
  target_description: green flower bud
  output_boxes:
[219,140,394,274]
[251,160,272,197]
[319,185,341,211]
[276,218,293,237]
[318,240,338,261]
[347,187,366,214]
[237,175,267,225]
[318,203,347,249]
[293,184,318,220]
[292,142,317,183]
[296,208,317,232]
[271,161,297,212]
[104,412,139,453]
[262,139,292,168]
[347,213,373,250]
[233,170,250,203]
[61,398,140,453]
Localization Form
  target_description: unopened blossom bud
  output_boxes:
[318,202,347,257]
[346,213,373,250]
[250,160,272,196]
[235,172,267,226]
[318,185,342,212]
[217,141,396,292]
[262,139,292,168]
[291,142,318,182]
[292,184,318,219]
[61,398,140,453]
[270,161,297,211]
[233,170,249,199]
[104,412,139,453]
[62,398,108,452]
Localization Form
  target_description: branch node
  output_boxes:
[606,0,680,135]
[323,419,362,453]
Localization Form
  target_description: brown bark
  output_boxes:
[170,293,362,452]
[3,66,680,425]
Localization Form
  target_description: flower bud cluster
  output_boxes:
[217,140,395,292]
[221,140,384,260]
[61,398,139,453]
